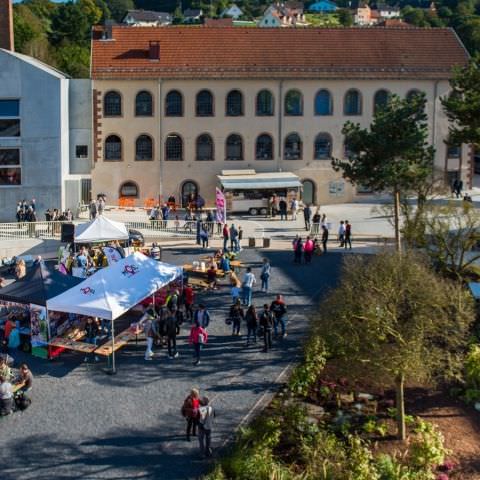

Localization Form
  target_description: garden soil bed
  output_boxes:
[405,388,480,479]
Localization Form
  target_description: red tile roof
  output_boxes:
[91,26,469,80]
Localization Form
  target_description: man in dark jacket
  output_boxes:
[279,198,287,221]
[321,225,329,253]
[84,317,100,362]
[270,295,287,338]
[303,204,312,231]
[259,304,274,352]
[165,309,179,359]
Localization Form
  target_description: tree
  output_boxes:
[337,8,353,26]
[332,93,434,252]
[441,56,480,149]
[317,252,474,440]
[105,0,134,22]
[50,2,91,46]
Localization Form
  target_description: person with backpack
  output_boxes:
[259,304,274,352]
[270,295,288,339]
[165,309,179,359]
[181,388,200,441]
[189,320,208,366]
[198,397,215,457]
[260,258,271,293]
[229,299,244,336]
[245,305,258,346]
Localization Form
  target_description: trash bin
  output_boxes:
[248,237,256,248]
[263,237,270,248]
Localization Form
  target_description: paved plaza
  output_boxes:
[0,247,343,480]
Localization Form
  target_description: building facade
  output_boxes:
[91,26,470,208]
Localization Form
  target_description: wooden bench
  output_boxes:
[94,327,139,356]
[49,337,97,354]
[188,276,210,290]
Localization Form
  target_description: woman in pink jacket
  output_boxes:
[303,236,315,264]
[189,320,208,366]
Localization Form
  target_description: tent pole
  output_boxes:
[110,318,116,374]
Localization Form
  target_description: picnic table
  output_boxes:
[94,326,140,357]
[49,337,97,354]
[183,264,225,278]
[188,276,210,290]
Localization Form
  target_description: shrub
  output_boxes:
[465,344,480,390]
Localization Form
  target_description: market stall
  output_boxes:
[0,262,84,358]
[47,252,183,372]
[74,215,129,244]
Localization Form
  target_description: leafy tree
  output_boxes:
[337,8,353,26]
[105,0,134,22]
[54,43,90,77]
[50,1,91,46]
[332,93,434,251]
[317,252,474,440]
[13,4,44,52]
[441,56,480,150]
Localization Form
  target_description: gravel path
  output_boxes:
[0,247,343,480]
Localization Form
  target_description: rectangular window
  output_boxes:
[76,145,88,158]
[0,100,19,117]
[0,119,20,137]
[447,145,460,158]
[0,149,21,185]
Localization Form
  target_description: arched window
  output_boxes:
[284,90,303,116]
[135,135,153,161]
[284,133,302,160]
[226,90,243,116]
[344,89,362,115]
[314,90,333,116]
[165,134,183,161]
[256,90,274,116]
[135,91,153,116]
[104,91,122,117]
[196,90,214,117]
[181,181,198,208]
[120,181,138,198]
[302,180,315,205]
[255,134,273,160]
[374,89,390,114]
[226,134,243,160]
[104,135,122,161]
[196,134,214,160]
[314,133,332,159]
[165,90,183,116]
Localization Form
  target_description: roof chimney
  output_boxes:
[0,0,14,51]
[149,41,160,61]
[102,19,115,41]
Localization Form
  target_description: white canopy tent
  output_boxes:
[47,252,182,372]
[74,216,129,243]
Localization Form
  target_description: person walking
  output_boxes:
[183,284,194,322]
[294,237,303,264]
[338,220,346,247]
[303,204,312,231]
[229,299,244,336]
[290,197,298,221]
[271,295,288,338]
[259,304,274,352]
[344,220,352,249]
[198,397,215,457]
[303,236,315,264]
[242,267,256,306]
[279,198,287,221]
[142,306,158,361]
[165,309,179,359]
[245,304,258,346]
[193,304,210,328]
[312,210,320,234]
[222,224,229,251]
[189,320,208,366]
[260,258,271,292]
[238,226,243,251]
[200,225,209,248]
[321,225,329,253]
[230,279,241,305]
[89,200,97,220]
[181,388,200,441]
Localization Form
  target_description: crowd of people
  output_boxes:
[15,199,74,224]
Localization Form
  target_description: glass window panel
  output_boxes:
[0,168,21,185]
[0,149,20,165]
[135,91,153,116]
[0,119,20,137]
[315,90,332,115]
[0,100,19,117]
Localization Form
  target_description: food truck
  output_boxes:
[217,170,302,215]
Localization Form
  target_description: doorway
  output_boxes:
[181,180,199,208]
[302,179,316,205]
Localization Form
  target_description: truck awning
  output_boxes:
[217,171,302,190]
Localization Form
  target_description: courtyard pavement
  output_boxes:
[0,246,344,480]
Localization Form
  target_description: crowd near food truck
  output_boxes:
[217,170,302,215]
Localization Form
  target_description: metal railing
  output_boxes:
[0,220,223,241]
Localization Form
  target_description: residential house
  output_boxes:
[308,0,338,13]
[90,26,470,207]
[122,10,172,26]
[183,8,203,23]
[221,4,243,19]
[258,10,284,26]
[259,2,307,27]
[377,3,400,19]
[354,4,379,25]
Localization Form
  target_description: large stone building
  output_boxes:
[90,26,469,208]
[0,0,92,221]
